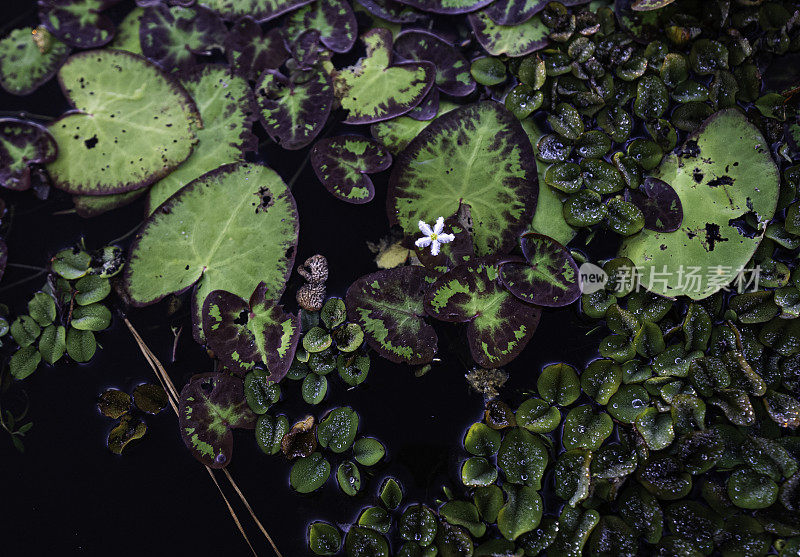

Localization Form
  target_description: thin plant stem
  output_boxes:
[7,263,47,272]
[123,317,283,557]
[109,223,142,245]
[205,467,259,557]
[0,270,46,293]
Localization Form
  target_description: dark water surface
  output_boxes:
[0,2,612,555]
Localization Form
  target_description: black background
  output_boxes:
[0,2,608,555]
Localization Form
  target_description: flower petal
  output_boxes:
[418,220,433,236]
[433,216,445,235]
[437,233,455,244]
[415,236,432,248]
[430,240,441,256]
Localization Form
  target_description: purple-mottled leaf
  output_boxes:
[631,0,675,10]
[424,257,541,368]
[468,9,549,57]
[286,0,357,54]
[394,29,476,97]
[414,214,474,274]
[393,0,494,14]
[38,0,121,48]
[346,266,438,365]
[624,176,683,232]
[499,232,580,307]
[484,0,589,25]
[0,119,57,191]
[140,4,226,71]
[406,87,439,121]
[199,0,314,22]
[255,69,333,150]
[224,17,287,81]
[179,372,256,468]
[289,29,321,70]
[203,290,260,372]
[311,135,392,204]
[203,283,301,379]
[355,0,427,23]
[334,29,436,125]
[136,0,196,6]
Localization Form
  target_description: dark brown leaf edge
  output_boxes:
[248,281,302,382]
[310,135,392,204]
[393,29,476,97]
[0,118,58,191]
[179,372,256,468]
[287,0,357,54]
[345,266,438,365]
[38,0,122,49]
[203,289,261,373]
[499,232,581,307]
[484,0,590,25]
[424,256,542,368]
[354,0,428,23]
[624,176,684,232]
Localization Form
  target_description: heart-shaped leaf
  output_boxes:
[311,135,392,204]
[124,163,299,342]
[0,27,70,96]
[394,30,475,97]
[499,232,580,307]
[346,266,438,365]
[286,0,357,54]
[255,68,333,150]
[46,50,198,195]
[111,6,144,54]
[224,17,286,80]
[424,257,542,368]
[483,0,548,25]
[620,109,780,299]
[147,64,257,213]
[333,29,435,124]
[389,101,538,256]
[200,0,314,22]
[468,10,549,57]
[355,0,427,23]
[393,0,494,13]
[0,119,57,191]
[140,4,227,71]
[39,0,120,48]
[178,372,256,468]
[370,99,458,154]
[624,176,683,232]
[203,286,301,379]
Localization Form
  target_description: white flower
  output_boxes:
[415,217,455,256]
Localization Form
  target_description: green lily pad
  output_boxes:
[178,372,256,468]
[394,29,475,97]
[0,119,58,191]
[200,0,313,22]
[620,109,779,299]
[124,163,298,343]
[353,437,385,466]
[346,266,438,365]
[286,0,357,53]
[497,427,548,488]
[389,101,538,256]
[345,526,389,556]
[0,27,70,96]
[140,4,226,71]
[333,29,435,124]
[46,50,198,195]
[554,449,592,506]
[399,504,437,546]
[499,232,580,307]
[146,64,255,212]
[39,0,118,48]
[311,135,392,204]
[425,257,542,368]
[255,68,333,150]
[468,10,549,57]
[370,100,458,154]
